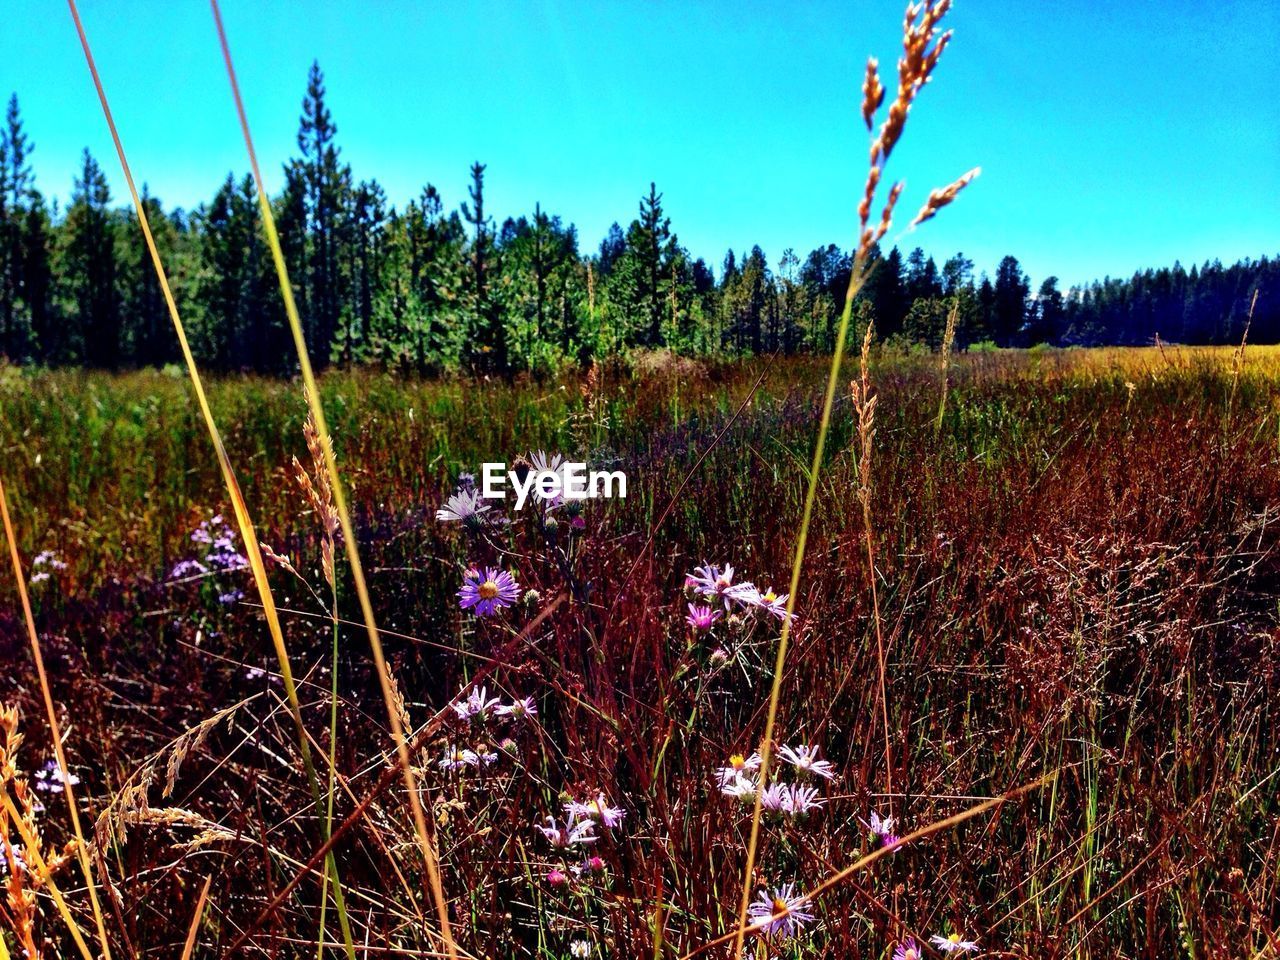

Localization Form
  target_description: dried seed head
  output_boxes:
[909,166,980,228]
[861,57,885,130]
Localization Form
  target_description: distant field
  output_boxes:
[2,345,1279,956]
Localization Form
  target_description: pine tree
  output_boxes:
[0,94,35,358]
[58,150,120,366]
[295,61,349,366]
[461,162,506,371]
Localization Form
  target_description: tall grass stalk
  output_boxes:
[729,3,976,954]
[935,298,960,433]
[0,474,109,959]
[210,6,459,954]
[65,3,357,954]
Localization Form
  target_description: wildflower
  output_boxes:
[246,666,267,681]
[566,794,626,829]
[778,743,836,780]
[685,563,755,608]
[930,933,980,954]
[170,559,208,579]
[218,588,245,606]
[33,550,66,570]
[436,488,491,525]
[743,586,791,620]
[474,743,499,765]
[867,809,902,848]
[569,939,591,958]
[34,760,80,793]
[451,685,502,722]
[747,883,815,938]
[495,696,538,720]
[537,815,598,848]
[893,938,922,960]
[439,745,479,771]
[720,774,758,801]
[546,868,569,889]
[715,752,762,786]
[759,782,789,814]
[29,570,50,584]
[581,855,606,874]
[868,810,896,838]
[782,784,825,818]
[458,567,521,617]
[685,603,722,631]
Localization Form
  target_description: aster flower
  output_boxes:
[782,783,826,818]
[778,743,836,780]
[34,760,80,793]
[747,883,815,938]
[759,782,789,814]
[930,933,980,954]
[436,488,491,525]
[439,745,479,771]
[218,588,245,606]
[170,559,209,579]
[685,563,756,608]
[569,941,591,959]
[29,570,50,584]
[495,696,538,720]
[868,810,896,837]
[720,774,758,801]
[457,567,521,617]
[566,794,626,829]
[715,752,762,786]
[893,938,923,960]
[529,450,566,475]
[451,685,502,721]
[536,815,598,848]
[685,603,722,631]
[743,586,792,620]
[474,744,499,765]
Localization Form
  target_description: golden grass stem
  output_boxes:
[179,875,213,960]
[0,787,96,960]
[0,471,113,959]
[210,7,457,953]
[730,256,870,959]
[64,4,357,954]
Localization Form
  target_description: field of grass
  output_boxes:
[2,345,1279,958]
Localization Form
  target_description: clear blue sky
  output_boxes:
[2,0,1276,289]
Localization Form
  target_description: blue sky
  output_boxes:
[2,0,1277,289]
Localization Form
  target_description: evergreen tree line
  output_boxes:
[1,69,1275,374]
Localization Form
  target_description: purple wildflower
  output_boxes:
[457,567,521,617]
[436,488,491,525]
[34,760,79,793]
[893,938,922,960]
[747,883,815,938]
[495,696,537,720]
[930,934,980,954]
[438,745,480,771]
[778,743,836,780]
[685,603,722,631]
[450,685,502,722]
[536,815,598,848]
[782,784,826,818]
[759,782,789,814]
[566,794,626,829]
[170,559,209,579]
[685,563,756,608]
